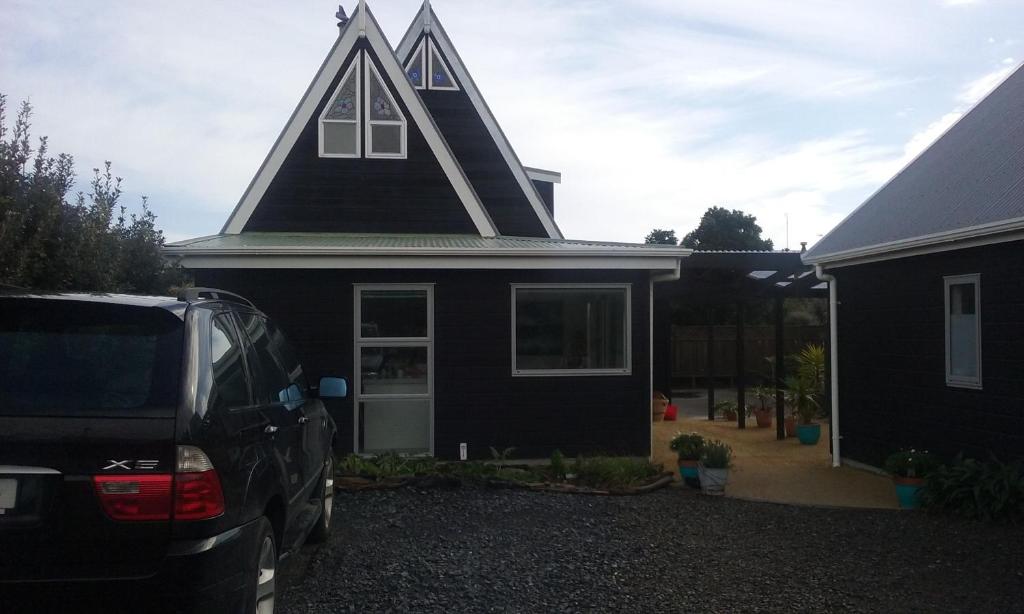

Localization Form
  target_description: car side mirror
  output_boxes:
[319,376,348,399]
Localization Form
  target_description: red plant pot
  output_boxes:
[754,409,773,428]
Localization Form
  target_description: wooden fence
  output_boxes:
[670,325,825,387]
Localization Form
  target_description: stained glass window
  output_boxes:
[325,68,358,121]
[365,61,406,157]
[428,41,456,90]
[369,70,398,121]
[320,57,360,157]
[405,40,426,89]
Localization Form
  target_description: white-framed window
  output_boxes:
[511,284,631,377]
[405,38,426,90]
[318,57,361,158]
[427,38,459,91]
[944,274,982,389]
[365,60,407,158]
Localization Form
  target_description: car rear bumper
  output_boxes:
[2,519,259,613]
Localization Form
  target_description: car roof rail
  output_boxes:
[0,283,29,294]
[177,287,256,308]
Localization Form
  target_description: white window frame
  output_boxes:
[944,273,982,390]
[318,53,361,159]
[364,59,408,159]
[510,283,632,377]
[353,284,434,456]
[405,38,427,90]
[427,38,459,92]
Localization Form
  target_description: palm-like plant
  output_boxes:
[785,375,819,425]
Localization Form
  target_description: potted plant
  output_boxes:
[884,449,939,510]
[715,400,738,422]
[669,432,705,488]
[697,439,732,495]
[752,386,774,429]
[786,375,820,445]
[652,392,668,422]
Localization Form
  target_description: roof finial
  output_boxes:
[358,0,366,37]
[335,5,349,30]
[424,0,432,33]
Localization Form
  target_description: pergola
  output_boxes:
[653,251,830,440]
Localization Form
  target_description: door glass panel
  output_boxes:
[360,346,428,395]
[360,290,428,338]
[360,400,430,455]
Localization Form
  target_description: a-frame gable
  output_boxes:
[397,4,563,240]
[222,2,497,237]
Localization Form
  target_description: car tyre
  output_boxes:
[306,455,334,544]
[245,516,277,614]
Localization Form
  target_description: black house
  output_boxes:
[165,1,689,460]
[803,65,1024,467]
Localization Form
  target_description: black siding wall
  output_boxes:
[195,268,652,460]
[532,180,554,216]
[835,240,1024,466]
[244,40,477,234]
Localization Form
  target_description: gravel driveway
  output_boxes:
[279,486,1024,613]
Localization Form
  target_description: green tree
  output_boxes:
[644,228,678,245]
[0,94,187,293]
[681,206,774,251]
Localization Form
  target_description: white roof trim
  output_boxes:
[221,4,498,238]
[165,253,686,271]
[524,167,561,184]
[803,216,1024,268]
[397,6,564,240]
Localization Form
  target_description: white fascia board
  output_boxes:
[524,167,562,184]
[222,15,361,234]
[403,9,564,240]
[804,217,1024,268]
[220,5,497,238]
[166,254,685,271]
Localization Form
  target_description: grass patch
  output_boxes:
[572,456,662,489]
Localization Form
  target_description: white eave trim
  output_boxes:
[397,7,564,240]
[524,167,561,184]
[220,5,498,238]
[803,217,1024,268]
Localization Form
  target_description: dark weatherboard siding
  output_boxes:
[194,268,652,459]
[244,39,477,235]
[834,240,1024,466]
[532,180,554,216]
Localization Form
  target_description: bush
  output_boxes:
[921,455,1024,522]
[669,432,705,461]
[700,440,733,469]
[884,449,940,478]
[549,449,567,480]
[573,457,661,489]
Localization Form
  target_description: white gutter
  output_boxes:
[815,265,840,468]
[649,258,682,283]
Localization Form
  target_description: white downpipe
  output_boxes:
[649,259,682,461]
[815,265,840,467]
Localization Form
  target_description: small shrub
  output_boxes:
[700,440,733,469]
[489,446,516,470]
[921,455,1024,523]
[573,457,661,489]
[714,401,738,419]
[884,449,939,478]
[549,449,567,481]
[669,432,706,461]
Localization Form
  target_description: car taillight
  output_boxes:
[93,474,173,521]
[92,446,224,522]
[173,446,225,521]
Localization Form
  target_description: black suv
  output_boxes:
[0,289,346,612]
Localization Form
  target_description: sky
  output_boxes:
[1,0,1021,248]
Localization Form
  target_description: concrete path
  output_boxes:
[653,415,899,509]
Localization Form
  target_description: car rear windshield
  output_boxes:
[0,298,184,416]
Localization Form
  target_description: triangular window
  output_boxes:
[365,60,407,158]
[405,39,426,90]
[427,39,458,91]
[319,58,361,157]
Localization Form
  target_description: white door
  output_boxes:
[354,285,433,455]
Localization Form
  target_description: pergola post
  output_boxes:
[706,307,715,421]
[774,294,786,440]
[736,300,746,429]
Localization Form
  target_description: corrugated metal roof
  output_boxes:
[805,64,1024,262]
[165,233,689,255]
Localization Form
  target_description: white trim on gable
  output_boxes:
[222,4,497,237]
[397,5,564,240]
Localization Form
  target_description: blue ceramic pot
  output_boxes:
[796,423,821,445]
[894,477,924,510]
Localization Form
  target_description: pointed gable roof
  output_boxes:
[805,64,1024,266]
[221,2,497,237]
[397,3,564,239]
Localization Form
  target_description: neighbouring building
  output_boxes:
[803,64,1024,466]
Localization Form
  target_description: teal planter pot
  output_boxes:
[678,461,700,488]
[894,477,924,510]
[796,423,821,445]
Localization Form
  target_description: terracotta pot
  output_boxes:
[652,393,668,422]
[784,416,797,437]
[723,410,738,422]
[754,409,773,428]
